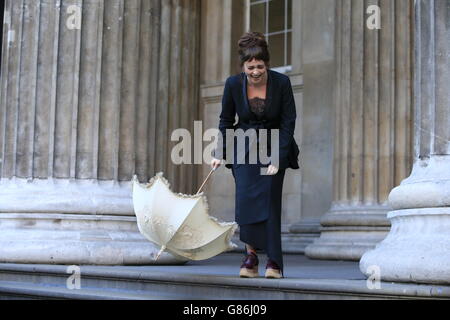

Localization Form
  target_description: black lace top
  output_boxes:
[248,97,266,120]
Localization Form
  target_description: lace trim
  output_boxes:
[248,97,265,116]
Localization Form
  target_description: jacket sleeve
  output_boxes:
[275,76,296,169]
[212,78,236,161]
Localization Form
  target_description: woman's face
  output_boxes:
[243,59,268,86]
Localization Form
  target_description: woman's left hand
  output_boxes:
[267,164,279,175]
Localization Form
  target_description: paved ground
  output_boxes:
[95,253,366,280]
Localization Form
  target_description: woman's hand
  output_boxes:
[211,157,222,170]
[267,164,279,175]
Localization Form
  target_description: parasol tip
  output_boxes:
[154,245,166,261]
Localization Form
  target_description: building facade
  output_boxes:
[0,0,448,284]
[200,0,415,260]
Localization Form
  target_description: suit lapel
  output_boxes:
[263,70,273,118]
[241,73,251,116]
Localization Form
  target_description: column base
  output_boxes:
[360,156,450,284]
[305,205,390,261]
[388,156,450,209]
[360,208,450,284]
[0,177,187,265]
[0,213,187,265]
[286,219,321,254]
[0,177,134,215]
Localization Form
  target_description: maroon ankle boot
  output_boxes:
[265,259,283,279]
[239,252,259,278]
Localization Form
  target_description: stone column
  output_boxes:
[305,0,414,260]
[287,0,334,253]
[199,0,246,225]
[360,0,450,283]
[0,0,200,265]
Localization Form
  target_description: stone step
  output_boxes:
[0,281,195,300]
[1,262,450,300]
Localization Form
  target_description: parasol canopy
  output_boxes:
[132,170,237,261]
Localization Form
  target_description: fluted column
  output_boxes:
[305,0,414,260]
[360,0,450,283]
[0,0,200,264]
[199,0,247,224]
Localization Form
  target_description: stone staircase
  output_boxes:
[0,253,449,300]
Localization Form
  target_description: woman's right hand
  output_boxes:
[211,157,222,170]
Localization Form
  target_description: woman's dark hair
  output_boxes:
[238,31,270,67]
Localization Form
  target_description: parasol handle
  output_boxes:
[155,245,166,261]
[195,167,217,195]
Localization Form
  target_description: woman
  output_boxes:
[211,32,300,279]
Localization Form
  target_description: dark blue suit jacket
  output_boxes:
[213,69,300,170]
